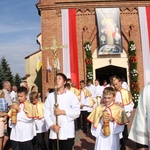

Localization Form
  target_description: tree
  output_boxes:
[13,73,22,88]
[0,57,14,89]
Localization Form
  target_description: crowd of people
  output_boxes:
[0,73,148,150]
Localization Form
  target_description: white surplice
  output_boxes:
[85,84,96,99]
[85,84,97,109]
[44,90,80,140]
[33,103,47,133]
[34,118,47,133]
[9,103,36,142]
[80,90,91,112]
[95,85,103,98]
[115,91,134,117]
[91,118,124,150]
[129,85,150,147]
[122,82,129,90]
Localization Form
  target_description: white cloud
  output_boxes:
[0,33,39,77]
[0,1,40,77]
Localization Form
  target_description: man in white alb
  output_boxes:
[129,85,150,149]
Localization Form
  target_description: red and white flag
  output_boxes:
[139,7,150,85]
[61,9,79,88]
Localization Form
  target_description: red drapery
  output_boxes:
[146,7,150,49]
[69,9,79,89]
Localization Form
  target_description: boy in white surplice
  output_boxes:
[44,73,80,150]
[8,87,37,150]
[30,91,48,150]
[87,87,129,150]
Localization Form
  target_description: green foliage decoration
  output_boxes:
[128,41,140,108]
[84,42,93,82]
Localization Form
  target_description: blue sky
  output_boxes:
[0,1,40,77]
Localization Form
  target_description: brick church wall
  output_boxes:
[120,8,144,92]
[37,0,148,100]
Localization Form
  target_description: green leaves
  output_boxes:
[0,57,21,89]
[84,42,93,82]
[128,41,139,108]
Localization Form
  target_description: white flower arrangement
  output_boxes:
[129,41,139,108]
[85,44,91,51]
[130,44,136,51]
[131,69,138,76]
[87,72,93,79]
[84,42,93,82]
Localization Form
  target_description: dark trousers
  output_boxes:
[11,140,32,150]
[120,125,128,150]
[137,143,149,149]
[81,111,89,132]
[32,133,48,150]
[49,138,74,150]
[76,114,82,129]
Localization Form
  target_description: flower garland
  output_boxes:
[84,42,93,82]
[128,41,139,108]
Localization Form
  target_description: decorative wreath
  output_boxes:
[84,42,93,82]
[128,41,139,108]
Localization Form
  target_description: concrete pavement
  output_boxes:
[73,108,137,150]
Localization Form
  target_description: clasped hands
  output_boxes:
[103,113,114,122]
[11,103,21,112]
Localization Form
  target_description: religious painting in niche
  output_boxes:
[95,8,122,55]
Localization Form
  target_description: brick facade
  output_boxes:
[37,0,149,100]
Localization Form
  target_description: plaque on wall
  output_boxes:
[95,8,122,55]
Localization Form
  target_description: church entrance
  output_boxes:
[95,65,127,85]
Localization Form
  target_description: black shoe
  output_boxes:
[120,146,126,150]
[83,130,87,133]
[75,128,80,131]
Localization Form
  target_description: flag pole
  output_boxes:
[43,36,67,150]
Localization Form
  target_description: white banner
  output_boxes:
[61,9,71,78]
[138,7,150,85]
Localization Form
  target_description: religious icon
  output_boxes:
[96,8,122,55]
